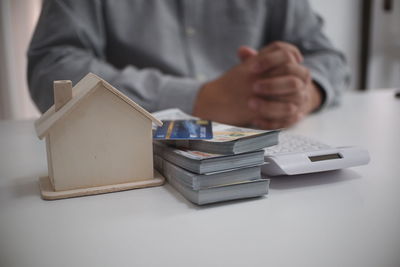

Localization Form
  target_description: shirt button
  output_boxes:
[186,27,196,36]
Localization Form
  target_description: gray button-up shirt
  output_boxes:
[28,0,350,114]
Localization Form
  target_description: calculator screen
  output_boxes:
[308,153,342,162]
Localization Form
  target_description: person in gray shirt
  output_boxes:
[27,0,349,129]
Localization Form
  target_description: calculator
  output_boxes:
[262,133,370,176]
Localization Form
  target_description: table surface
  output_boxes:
[1,90,400,267]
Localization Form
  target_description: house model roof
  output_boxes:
[35,73,163,139]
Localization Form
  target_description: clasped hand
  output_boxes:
[193,41,322,129]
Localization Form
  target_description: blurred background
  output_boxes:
[0,0,399,120]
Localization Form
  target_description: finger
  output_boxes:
[266,63,311,83]
[261,41,303,63]
[265,91,308,107]
[252,49,297,73]
[253,76,306,96]
[248,97,299,120]
[237,46,258,63]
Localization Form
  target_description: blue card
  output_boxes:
[153,120,213,140]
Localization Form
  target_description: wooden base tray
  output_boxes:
[39,171,165,200]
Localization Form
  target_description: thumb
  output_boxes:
[237,46,258,62]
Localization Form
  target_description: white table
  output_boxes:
[1,90,399,267]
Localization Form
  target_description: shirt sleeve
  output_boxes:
[279,0,351,108]
[27,0,203,114]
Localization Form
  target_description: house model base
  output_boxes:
[39,171,165,200]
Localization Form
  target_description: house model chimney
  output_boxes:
[54,80,72,111]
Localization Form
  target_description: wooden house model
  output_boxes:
[35,73,164,200]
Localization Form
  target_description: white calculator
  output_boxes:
[262,133,370,176]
